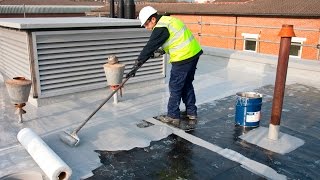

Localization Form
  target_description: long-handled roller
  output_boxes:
[59,77,131,147]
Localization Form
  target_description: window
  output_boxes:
[241,33,259,52]
[290,37,306,58]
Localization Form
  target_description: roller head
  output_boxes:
[59,130,80,147]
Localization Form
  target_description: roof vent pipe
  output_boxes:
[118,0,124,18]
[109,0,115,18]
[124,0,135,19]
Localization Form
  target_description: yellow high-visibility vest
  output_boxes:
[154,16,202,63]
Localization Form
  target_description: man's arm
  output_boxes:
[137,27,169,63]
[125,27,169,78]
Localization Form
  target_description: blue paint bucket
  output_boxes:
[235,92,263,127]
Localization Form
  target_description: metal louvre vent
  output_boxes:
[0,5,102,14]
[0,28,31,79]
[33,28,165,98]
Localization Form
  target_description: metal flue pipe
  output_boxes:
[118,0,124,18]
[109,0,115,18]
[268,24,295,140]
[124,0,135,19]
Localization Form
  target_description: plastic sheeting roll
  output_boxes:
[17,128,72,180]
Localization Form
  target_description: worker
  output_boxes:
[126,6,203,126]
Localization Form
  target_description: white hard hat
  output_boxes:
[138,6,157,26]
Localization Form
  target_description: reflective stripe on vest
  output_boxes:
[155,16,202,63]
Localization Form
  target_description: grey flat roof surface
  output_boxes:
[0,51,319,179]
[0,17,141,29]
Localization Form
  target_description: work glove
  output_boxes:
[125,60,143,78]
[151,48,165,58]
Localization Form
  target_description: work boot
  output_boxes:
[188,119,197,125]
[187,115,197,120]
[158,115,180,126]
[180,111,187,118]
[180,111,197,120]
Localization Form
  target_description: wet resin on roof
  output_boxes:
[87,135,263,180]
[87,84,320,179]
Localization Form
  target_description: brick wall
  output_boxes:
[174,15,320,60]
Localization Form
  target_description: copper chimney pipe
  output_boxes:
[268,24,295,140]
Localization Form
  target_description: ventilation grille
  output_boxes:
[34,28,164,98]
[0,5,102,14]
[0,28,31,79]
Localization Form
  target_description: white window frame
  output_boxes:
[241,33,259,52]
[290,37,306,58]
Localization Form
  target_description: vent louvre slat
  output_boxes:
[37,38,149,49]
[38,52,141,65]
[1,43,29,58]
[37,47,143,60]
[39,69,102,80]
[37,42,148,55]
[41,77,106,90]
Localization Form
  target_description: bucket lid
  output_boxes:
[236,92,262,98]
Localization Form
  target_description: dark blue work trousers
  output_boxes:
[167,58,199,119]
